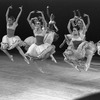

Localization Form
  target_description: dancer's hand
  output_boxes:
[84,13,88,17]
[47,6,49,9]
[9,5,12,9]
[30,11,35,14]
[19,6,23,10]
[37,11,43,14]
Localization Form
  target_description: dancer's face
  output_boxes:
[35,22,41,28]
[77,20,83,29]
[8,17,15,25]
[73,28,78,36]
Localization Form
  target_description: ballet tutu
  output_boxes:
[26,43,55,58]
[24,36,36,46]
[1,35,22,50]
[64,41,89,60]
[44,32,55,44]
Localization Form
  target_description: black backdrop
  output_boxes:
[0,0,100,57]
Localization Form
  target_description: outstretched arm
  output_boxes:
[6,5,12,22]
[67,20,73,34]
[79,18,87,34]
[84,13,90,30]
[54,23,58,32]
[27,11,35,29]
[59,34,71,48]
[59,39,66,48]
[47,6,50,19]
[37,11,47,29]
[15,6,23,23]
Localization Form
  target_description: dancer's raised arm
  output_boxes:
[79,18,87,35]
[6,5,12,22]
[37,11,47,29]
[47,6,50,19]
[15,6,23,23]
[67,20,73,34]
[27,11,35,29]
[84,13,90,30]
[59,39,66,48]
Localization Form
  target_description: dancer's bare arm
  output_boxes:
[67,20,73,34]
[37,11,47,29]
[84,13,90,30]
[15,6,23,23]
[27,11,35,30]
[6,5,12,22]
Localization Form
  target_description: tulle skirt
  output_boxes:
[1,35,22,50]
[26,43,55,58]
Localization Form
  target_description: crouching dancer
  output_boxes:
[0,6,29,64]
[25,11,57,63]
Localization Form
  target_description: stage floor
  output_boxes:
[0,54,100,100]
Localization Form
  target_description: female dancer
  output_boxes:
[44,6,59,44]
[60,15,96,71]
[23,11,36,51]
[0,6,29,64]
[25,10,57,63]
[76,13,95,71]
[77,13,90,40]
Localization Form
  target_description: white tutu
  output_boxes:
[26,43,53,57]
[44,32,55,44]
[24,36,36,46]
[24,32,55,47]
[1,35,22,50]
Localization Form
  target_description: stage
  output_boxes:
[0,54,100,100]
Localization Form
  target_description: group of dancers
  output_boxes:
[0,5,100,72]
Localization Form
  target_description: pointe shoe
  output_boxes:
[10,55,14,62]
[25,53,32,61]
[51,56,57,63]
[52,58,57,63]
[75,66,81,72]
[84,63,90,71]
[24,58,30,64]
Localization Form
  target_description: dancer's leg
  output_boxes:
[0,48,14,61]
[85,51,94,71]
[16,46,30,64]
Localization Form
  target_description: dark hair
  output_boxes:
[9,16,15,22]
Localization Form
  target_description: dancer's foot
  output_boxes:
[10,55,14,62]
[24,57,30,64]
[75,65,81,72]
[50,55,57,63]
[84,63,90,71]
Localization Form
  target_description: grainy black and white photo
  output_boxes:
[0,0,100,100]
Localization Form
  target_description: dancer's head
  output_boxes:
[31,17,41,28]
[77,20,83,29]
[8,16,15,25]
[72,28,79,36]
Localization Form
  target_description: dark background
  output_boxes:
[0,0,100,57]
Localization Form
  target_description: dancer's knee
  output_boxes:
[1,43,8,50]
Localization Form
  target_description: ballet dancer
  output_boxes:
[0,6,29,64]
[25,10,57,63]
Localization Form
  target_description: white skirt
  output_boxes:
[24,32,55,47]
[1,35,22,50]
[26,43,53,57]
[44,32,55,44]
[24,36,36,46]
